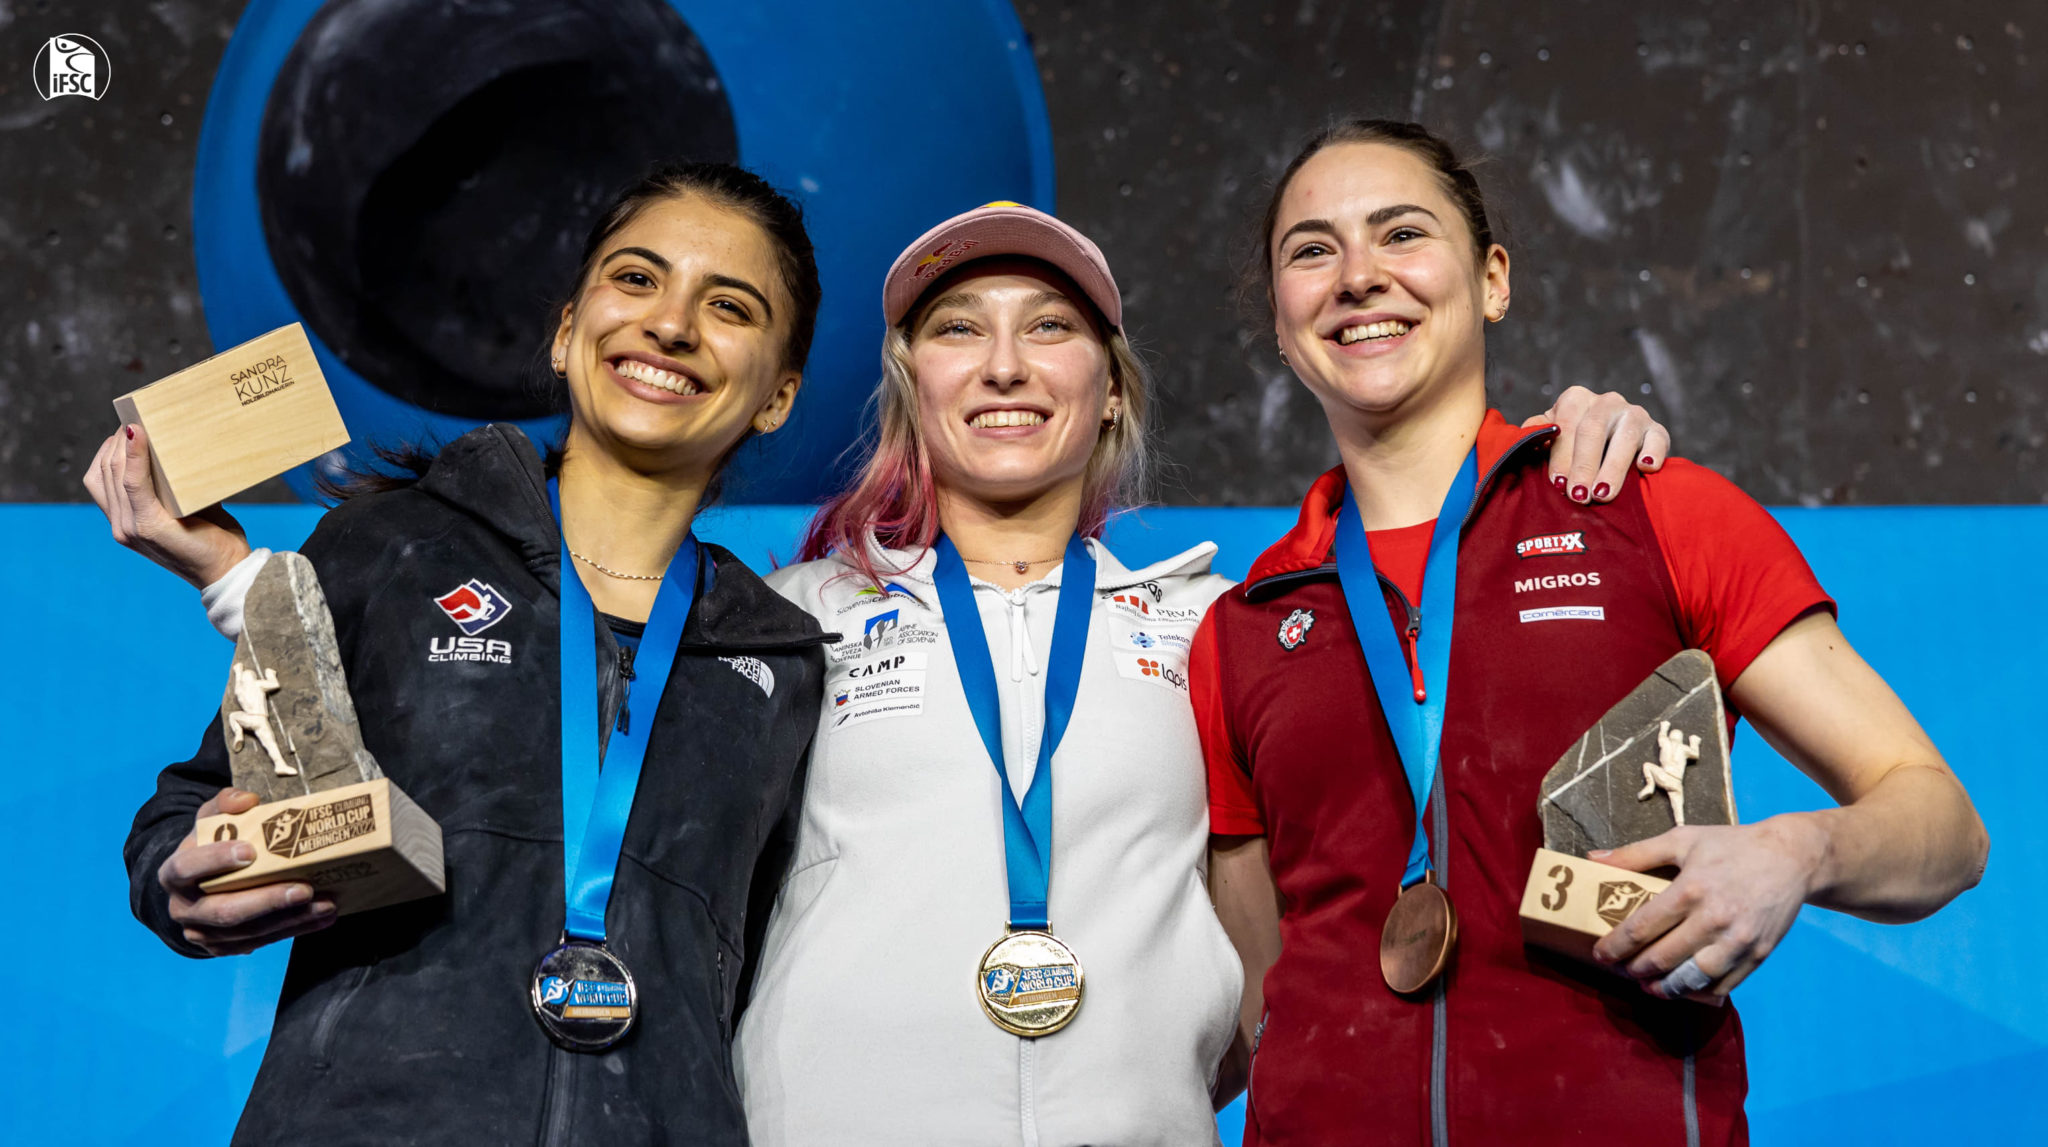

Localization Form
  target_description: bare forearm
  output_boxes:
[1209,836,1282,1106]
[1790,763,1988,923]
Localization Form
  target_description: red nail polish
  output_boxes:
[1553,475,1566,490]
[1571,485,1588,501]
[1593,482,1611,500]
[1641,455,1654,466]
[124,425,135,440]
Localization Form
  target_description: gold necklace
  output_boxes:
[569,549,664,581]
[959,555,1064,575]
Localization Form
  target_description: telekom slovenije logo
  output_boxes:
[33,35,109,101]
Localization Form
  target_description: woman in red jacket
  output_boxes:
[1197,120,1988,1145]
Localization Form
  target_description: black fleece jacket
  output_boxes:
[125,425,831,1146]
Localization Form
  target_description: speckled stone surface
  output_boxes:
[219,551,381,803]
[4,1,2042,503]
[1538,649,1734,856]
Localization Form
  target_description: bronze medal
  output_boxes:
[1379,874,1457,995]
[977,930,1085,1037]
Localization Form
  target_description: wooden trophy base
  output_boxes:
[194,777,444,917]
[1519,848,1672,964]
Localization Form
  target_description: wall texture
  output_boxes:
[1023,0,2047,506]
[3,0,2042,504]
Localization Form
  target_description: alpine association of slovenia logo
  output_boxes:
[33,35,109,101]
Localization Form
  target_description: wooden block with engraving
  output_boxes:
[195,777,445,917]
[110,322,348,516]
[1520,650,1734,966]
[1519,848,1672,961]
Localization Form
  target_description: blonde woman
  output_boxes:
[735,202,1667,1145]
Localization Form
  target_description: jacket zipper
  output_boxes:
[1247,1009,1269,1125]
[538,1044,575,1147]
[1429,764,1450,1147]
[310,963,372,1069]
[615,643,636,736]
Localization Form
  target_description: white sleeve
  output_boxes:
[200,548,273,641]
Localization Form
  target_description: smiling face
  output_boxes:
[1269,141,1509,428]
[907,258,1118,511]
[551,193,801,476]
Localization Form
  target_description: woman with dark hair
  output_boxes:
[1197,120,1988,1145]
[87,162,829,1146]
[730,201,1669,1145]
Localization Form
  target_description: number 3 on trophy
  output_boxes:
[1540,863,1573,911]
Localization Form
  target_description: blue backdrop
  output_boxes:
[2,503,2041,1143]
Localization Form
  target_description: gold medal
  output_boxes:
[1380,872,1457,995]
[977,929,1085,1037]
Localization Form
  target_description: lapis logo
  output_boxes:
[434,579,511,635]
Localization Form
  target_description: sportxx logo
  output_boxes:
[1516,531,1587,559]
[33,35,108,101]
[434,579,511,635]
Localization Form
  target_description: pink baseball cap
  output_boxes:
[882,201,1122,329]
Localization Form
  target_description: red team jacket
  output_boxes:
[1195,411,1832,1146]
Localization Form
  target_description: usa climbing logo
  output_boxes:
[434,579,511,635]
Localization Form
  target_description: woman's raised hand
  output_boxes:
[1525,386,1672,504]
[160,787,337,957]
[84,424,256,588]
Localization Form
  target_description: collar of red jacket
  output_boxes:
[1244,408,1557,585]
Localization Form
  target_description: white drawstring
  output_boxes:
[1008,589,1039,682]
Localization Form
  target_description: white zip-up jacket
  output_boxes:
[739,536,1242,1147]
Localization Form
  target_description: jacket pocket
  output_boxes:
[311,962,374,1070]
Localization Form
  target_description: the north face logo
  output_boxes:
[1516,532,1587,559]
[434,579,511,635]
[719,656,775,698]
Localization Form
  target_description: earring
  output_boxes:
[551,357,565,375]
[1277,345,1290,365]
[1489,300,1510,323]
[1102,407,1122,431]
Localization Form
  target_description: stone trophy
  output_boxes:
[1518,650,1735,963]
[192,552,445,915]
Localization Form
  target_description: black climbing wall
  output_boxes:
[4,0,2042,504]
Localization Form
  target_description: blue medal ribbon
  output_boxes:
[1331,450,1478,889]
[550,479,699,942]
[930,534,1095,932]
